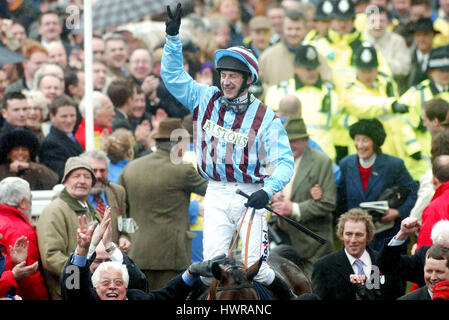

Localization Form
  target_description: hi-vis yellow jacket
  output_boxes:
[398,78,449,161]
[339,73,427,180]
[312,28,393,96]
[264,76,338,161]
[313,28,393,148]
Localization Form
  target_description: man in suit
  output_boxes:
[378,217,449,288]
[312,208,404,300]
[80,150,131,254]
[119,118,208,291]
[5,42,48,95]
[37,10,73,58]
[271,118,337,277]
[0,92,29,137]
[398,244,449,300]
[39,95,84,181]
[107,78,134,131]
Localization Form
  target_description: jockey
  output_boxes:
[161,3,296,299]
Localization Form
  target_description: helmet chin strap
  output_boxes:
[219,72,254,113]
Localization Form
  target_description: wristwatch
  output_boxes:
[105,243,117,253]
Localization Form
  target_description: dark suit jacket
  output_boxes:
[39,125,84,181]
[311,247,404,300]
[112,108,131,131]
[337,154,418,246]
[407,48,429,88]
[61,253,191,300]
[4,77,29,95]
[378,240,430,287]
[398,286,431,300]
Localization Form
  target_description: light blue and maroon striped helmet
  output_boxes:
[214,46,259,84]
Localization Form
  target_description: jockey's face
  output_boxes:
[220,70,251,100]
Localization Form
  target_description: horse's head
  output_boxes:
[208,257,263,300]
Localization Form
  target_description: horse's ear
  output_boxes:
[211,262,222,280]
[245,256,263,282]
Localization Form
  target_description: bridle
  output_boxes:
[214,264,259,299]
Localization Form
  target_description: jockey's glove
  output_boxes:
[166,3,182,36]
[245,189,269,209]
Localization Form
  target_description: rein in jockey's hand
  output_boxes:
[245,189,269,209]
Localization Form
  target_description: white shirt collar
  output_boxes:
[434,81,449,93]
[344,249,372,275]
[78,200,88,209]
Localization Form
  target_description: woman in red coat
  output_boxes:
[0,177,49,300]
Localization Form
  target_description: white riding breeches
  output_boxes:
[202,181,275,286]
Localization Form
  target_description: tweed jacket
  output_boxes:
[278,146,337,269]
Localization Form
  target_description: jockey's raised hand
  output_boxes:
[166,3,182,36]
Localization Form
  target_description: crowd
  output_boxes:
[1,0,449,301]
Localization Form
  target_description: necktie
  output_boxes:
[354,259,365,275]
[95,196,106,217]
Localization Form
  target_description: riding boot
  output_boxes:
[267,274,296,300]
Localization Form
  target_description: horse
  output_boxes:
[192,245,314,300]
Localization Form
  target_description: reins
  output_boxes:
[208,206,256,300]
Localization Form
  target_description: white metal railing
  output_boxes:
[31,185,64,219]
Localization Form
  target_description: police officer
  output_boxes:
[312,0,393,162]
[399,46,449,179]
[304,0,333,42]
[265,42,338,161]
[339,43,426,179]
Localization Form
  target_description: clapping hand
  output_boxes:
[12,261,38,282]
[91,206,112,248]
[9,236,29,266]
[10,236,38,282]
[102,207,113,250]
